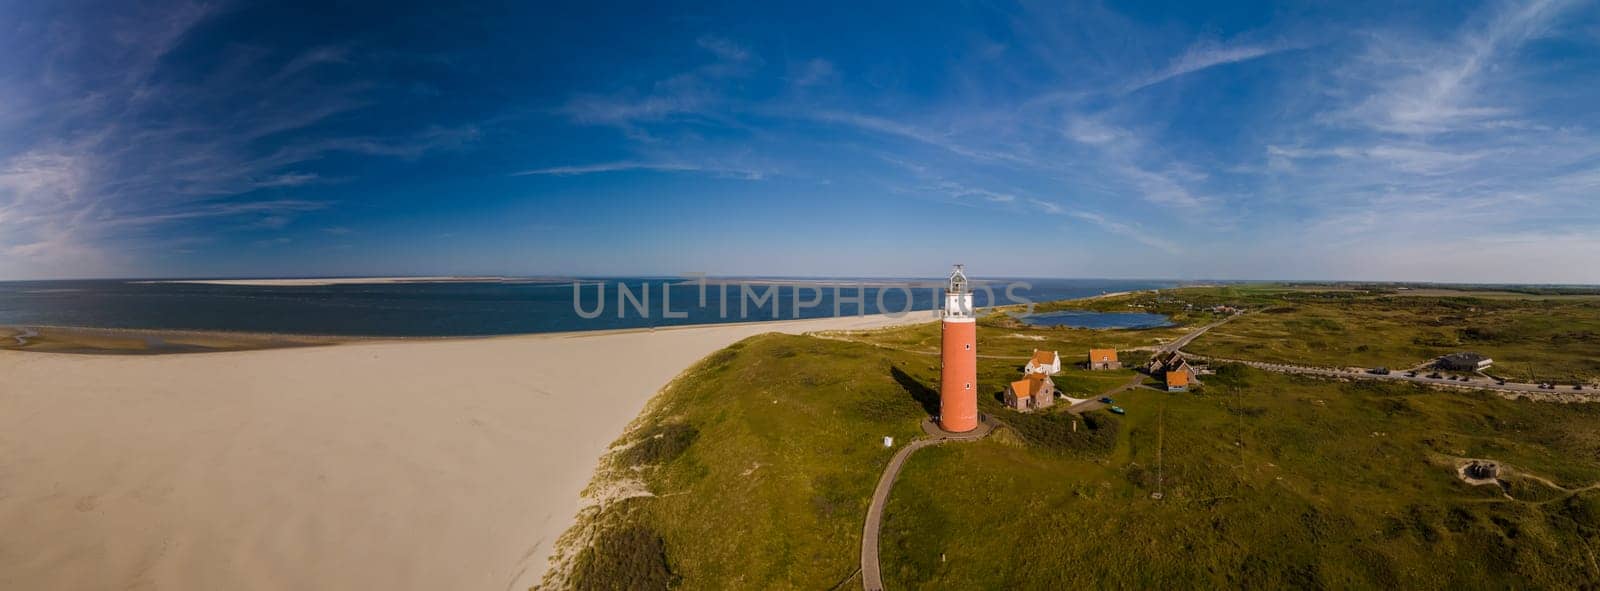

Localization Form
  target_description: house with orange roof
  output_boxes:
[1148,350,1195,376]
[1024,350,1061,375]
[1166,368,1191,392]
[1087,348,1121,370]
[1004,373,1056,411]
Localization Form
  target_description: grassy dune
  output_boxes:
[554,288,1600,589]
[883,369,1600,589]
[1167,287,1600,383]
[556,315,1157,589]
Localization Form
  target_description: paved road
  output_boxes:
[1165,314,1239,352]
[859,439,935,591]
[1067,314,1239,414]
[860,418,993,591]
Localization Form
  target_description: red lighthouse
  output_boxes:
[939,264,978,432]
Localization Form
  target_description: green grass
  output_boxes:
[824,308,1188,362]
[1178,288,1600,383]
[881,368,1600,589]
[552,287,1600,589]
[555,327,1142,590]
[553,334,934,590]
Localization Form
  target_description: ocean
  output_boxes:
[0,277,1178,337]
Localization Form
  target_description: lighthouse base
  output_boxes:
[924,414,998,440]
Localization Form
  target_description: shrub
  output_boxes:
[620,422,699,467]
[1208,363,1255,388]
[1003,410,1119,455]
[570,525,675,591]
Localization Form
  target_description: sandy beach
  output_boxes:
[0,313,930,591]
[130,276,525,286]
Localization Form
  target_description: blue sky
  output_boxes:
[2,0,1599,282]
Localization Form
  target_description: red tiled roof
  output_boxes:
[1010,374,1051,397]
[1088,348,1118,363]
[1167,370,1190,388]
[1029,350,1058,366]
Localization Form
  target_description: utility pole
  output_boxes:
[1154,403,1166,501]
[1235,386,1246,475]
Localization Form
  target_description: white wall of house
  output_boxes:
[1026,354,1060,375]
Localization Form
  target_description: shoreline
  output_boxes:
[0,311,933,591]
[0,309,957,354]
[0,289,1137,348]
[127,276,548,286]
[0,290,1140,590]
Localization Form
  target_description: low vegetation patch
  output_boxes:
[1002,410,1119,456]
[1179,286,1600,383]
[881,368,1600,589]
[619,422,699,467]
[570,518,676,591]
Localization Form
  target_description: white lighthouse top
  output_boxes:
[944,264,975,321]
[948,264,969,294]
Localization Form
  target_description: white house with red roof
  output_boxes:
[1024,350,1060,375]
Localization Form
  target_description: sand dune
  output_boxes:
[0,313,930,591]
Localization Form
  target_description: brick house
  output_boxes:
[1005,374,1056,411]
[1087,348,1121,370]
[1166,369,1191,392]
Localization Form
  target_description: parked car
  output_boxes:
[1099,397,1113,404]
[1369,367,1391,375]
[1405,371,1418,377]
[1576,385,1585,391]
[1496,380,1507,385]
[1109,406,1126,415]
[1428,373,1442,379]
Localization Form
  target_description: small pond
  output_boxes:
[1013,310,1174,329]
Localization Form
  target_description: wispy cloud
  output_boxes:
[803,110,1034,165]
[0,2,479,278]
[513,160,766,180]
[1338,0,1579,134]
[1126,39,1296,93]
[562,35,760,136]
[1069,211,1182,254]
[1249,0,1600,275]
[8,0,1598,281]
[1064,116,1207,208]
[790,59,836,88]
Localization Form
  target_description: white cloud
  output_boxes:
[1069,211,1182,254]
[1127,39,1296,92]
[0,3,480,279]
[513,160,766,180]
[1340,0,1578,134]
[562,36,759,134]
[791,59,836,87]
[1064,117,1207,208]
[805,110,1034,165]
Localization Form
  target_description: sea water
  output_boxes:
[0,277,1177,336]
